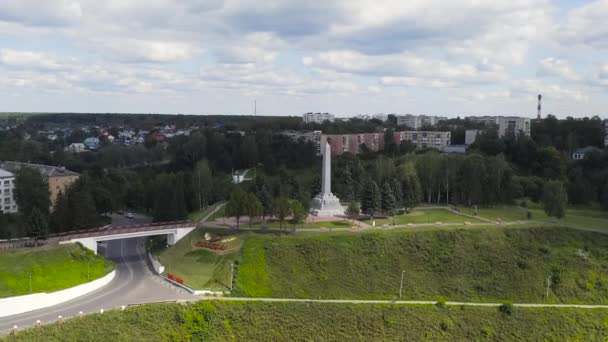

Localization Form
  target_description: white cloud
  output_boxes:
[0,49,74,71]
[304,50,506,86]
[0,0,82,26]
[91,39,200,63]
[557,0,608,49]
[538,58,581,81]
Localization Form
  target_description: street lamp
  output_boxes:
[399,270,405,299]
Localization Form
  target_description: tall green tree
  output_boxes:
[225,188,248,229]
[290,200,306,229]
[361,180,381,217]
[27,207,48,245]
[339,166,355,202]
[194,159,213,211]
[255,182,273,220]
[345,202,360,218]
[542,180,568,219]
[245,193,263,227]
[14,167,50,218]
[273,197,292,230]
[392,178,403,208]
[68,180,98,229]
[381,181,396,215]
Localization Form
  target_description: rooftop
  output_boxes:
[0,161,79,178]
[0,169,14,178]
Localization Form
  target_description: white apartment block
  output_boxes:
[396,131,451,150]
[0,169,18,214]
[497,116,531,138]
[303,112,335,124]
[397,115,447,129]
[467,116,500,126]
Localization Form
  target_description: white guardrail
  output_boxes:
[0,270,116,318]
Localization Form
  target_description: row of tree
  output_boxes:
[224,188,307,229]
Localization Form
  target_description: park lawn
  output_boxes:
[155,228,240,290]
[246,219,355,230]
[464,204,608,234]
[8,300,608,341]
[234,226,608,303]
[0,243,114,298]
[365,208,483,226]
[460,206,531,222]
[531,209,608,234]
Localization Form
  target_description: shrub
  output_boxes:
[499,302,514,316]
[436,297,447,308]
[440,318,454,331]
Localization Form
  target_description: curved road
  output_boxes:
[0,237,197,333]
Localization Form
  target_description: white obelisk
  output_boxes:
[310,142,344,216]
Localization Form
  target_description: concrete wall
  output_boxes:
[0,270,116,318]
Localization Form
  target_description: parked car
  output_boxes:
[126,212,134,219]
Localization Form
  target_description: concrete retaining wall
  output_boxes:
[0,270,116,318]
[148,252,165,274]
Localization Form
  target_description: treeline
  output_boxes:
[24,113,303,132]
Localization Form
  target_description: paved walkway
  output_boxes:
[201,296,608,309]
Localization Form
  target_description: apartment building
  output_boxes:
[497,116,531,138]
[320,130,450,156]
[303,112,335,124]
[0,169,17,214]
[321,132,385,156]
[0,161,79,208]
[394,131,451,150]
[397,115,447,129]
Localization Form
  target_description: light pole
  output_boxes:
[230,262,235,291]
[29,273,32,293]
[399,270,405,299]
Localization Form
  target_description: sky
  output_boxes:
[0,0,607,118]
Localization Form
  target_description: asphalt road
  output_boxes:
[0,233,197,333]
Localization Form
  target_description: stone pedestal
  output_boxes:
[310,192,344,216]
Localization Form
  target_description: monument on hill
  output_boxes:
[310,141,344,216]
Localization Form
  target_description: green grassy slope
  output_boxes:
[7,301,608,341]
[234,227,608,303]
[0,243,114,298]
[155,229,240,290]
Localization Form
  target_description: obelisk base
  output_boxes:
[310,192,344,216]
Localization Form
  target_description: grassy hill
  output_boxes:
[7,301,608,341]
[234,226,608,303]
[0,243,114,298]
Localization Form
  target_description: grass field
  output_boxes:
[234,226,608,303]
[154,229,240,290]
[461,205,608,233]
[0,243,114,298]
[364,208,483,226]
[247,219,355,230]
[8,301,608,341]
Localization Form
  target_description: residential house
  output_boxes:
[64,143,86,153]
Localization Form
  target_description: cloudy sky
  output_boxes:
[0,0,607,117]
